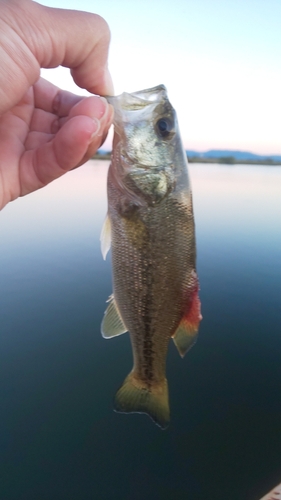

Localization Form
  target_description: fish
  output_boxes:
[100,84,202,429]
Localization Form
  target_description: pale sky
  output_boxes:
[40,0,281,155]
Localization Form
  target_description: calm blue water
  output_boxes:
[0,161,281,500]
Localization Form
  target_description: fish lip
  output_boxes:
[129,83,167,99]
[103,84,168,109]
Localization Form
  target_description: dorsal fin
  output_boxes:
[101,295,127,338]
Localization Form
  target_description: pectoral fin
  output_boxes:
[100,215,111,260]
[172,285,202,358]
[101,295,127,338]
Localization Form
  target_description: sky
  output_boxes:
[39,0,281,155]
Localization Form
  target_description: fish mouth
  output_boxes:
[103,84,168,111]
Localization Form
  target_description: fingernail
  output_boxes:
[105,103,114,128]
[104,69,114,96]
[99,97,109,119]
[91,118,101,138]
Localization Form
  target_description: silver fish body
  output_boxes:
[101,85,201,428]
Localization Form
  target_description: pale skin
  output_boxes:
[0,0,114,210]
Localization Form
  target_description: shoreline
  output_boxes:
[93,153,281,166]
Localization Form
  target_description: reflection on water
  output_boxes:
[0,161,281,500]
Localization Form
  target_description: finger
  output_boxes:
[26,97,113,148]
[30,92,111,136]
[67,95,109,121]
[20,115,99,194]
[19,112,112,195]
[59,94,114,147]
[77,105,114,166]
[24,2,114,95]
[25,131,54,150]
[57,96,113,151]
[33,78,83,115]
[29,109,59,133]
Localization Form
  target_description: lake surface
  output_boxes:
[0,161,280,500]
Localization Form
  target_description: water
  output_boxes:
[0,161,280,500]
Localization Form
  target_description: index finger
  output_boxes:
[24,2,114,95]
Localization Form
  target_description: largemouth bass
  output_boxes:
[100,84,202,429]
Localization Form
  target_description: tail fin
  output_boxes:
[114,373,170,429]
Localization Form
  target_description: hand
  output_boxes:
[0,0,114,210]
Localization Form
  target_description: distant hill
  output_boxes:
[95,148,281,164]
[186,150,281,162]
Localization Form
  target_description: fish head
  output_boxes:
[106,85,178,167]
[105,85,189,206]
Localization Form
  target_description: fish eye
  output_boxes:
[156,118,174,138]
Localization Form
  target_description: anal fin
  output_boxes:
[101,295,127,338]
[172,322,199,358]
[173,281,202,358]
